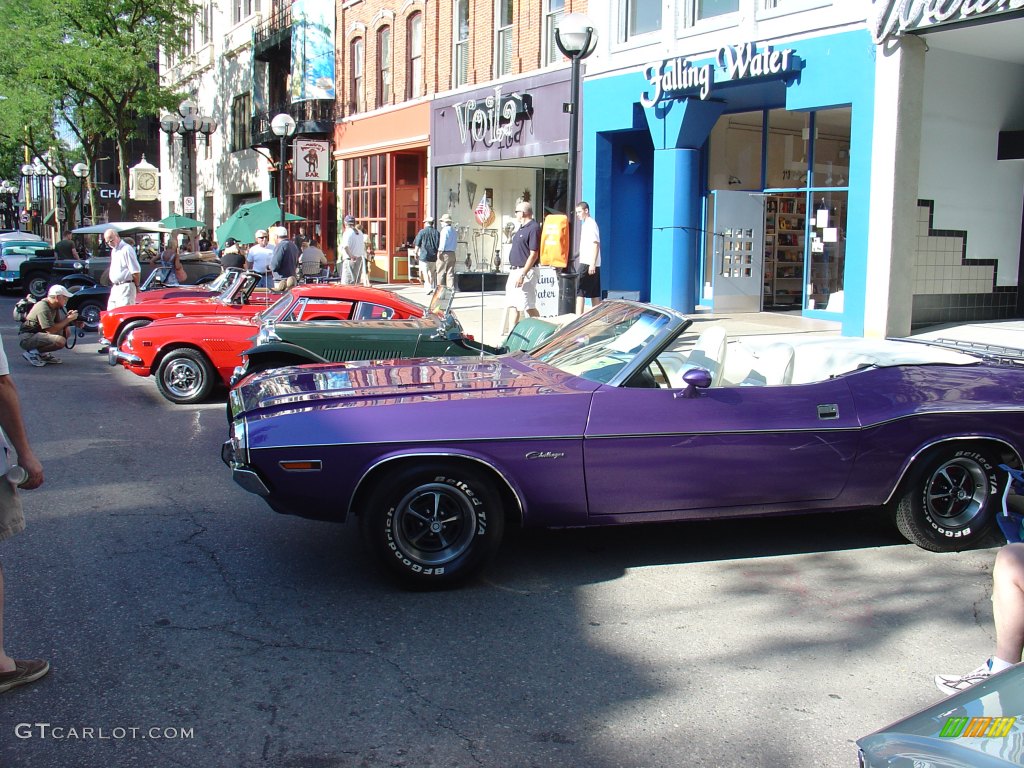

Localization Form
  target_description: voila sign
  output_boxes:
[453,87,533,150]
[640,42,798,108]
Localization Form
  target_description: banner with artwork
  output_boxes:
[291,0,336,102]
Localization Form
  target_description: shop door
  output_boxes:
[711,190,765,313]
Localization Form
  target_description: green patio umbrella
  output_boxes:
[215,200,303,245]
[160,214,206,230]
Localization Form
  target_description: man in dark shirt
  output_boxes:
[269,226,299,290]
[413,217,440,292]
[504,201,541,332]
[53,233,78,261]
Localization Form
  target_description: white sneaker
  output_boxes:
[21,350,46,367]
[935,659,995,697]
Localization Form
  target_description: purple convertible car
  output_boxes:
[223,300,1024,587]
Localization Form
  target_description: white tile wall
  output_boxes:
[912,204,994,295]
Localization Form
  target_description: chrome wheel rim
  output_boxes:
[925,457,990,528]
[79,304,101,329]
[392,482,477,566]
[164,358,204,399]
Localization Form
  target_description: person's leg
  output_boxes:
[993,543,1024,664]
[0,562,12,672]
[576,296,585,314]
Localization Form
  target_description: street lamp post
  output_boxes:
[160,99,218,220]
[270,113,296,226]
[19,163,34,233]
[52,174,67,240]
[73,162,89,228]
[554,13,597,315]
[0,180,16,230]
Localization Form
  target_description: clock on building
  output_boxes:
[129,156,160,201]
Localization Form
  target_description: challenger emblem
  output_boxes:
[525,451,565,460]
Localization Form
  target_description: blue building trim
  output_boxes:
[581,29,876,335]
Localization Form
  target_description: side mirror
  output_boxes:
[676,367,713,399]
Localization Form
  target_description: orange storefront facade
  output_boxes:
[333,102,430,283]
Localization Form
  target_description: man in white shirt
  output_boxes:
[104,228,141,310]
[574,201,602,314]
[339,215,366,285]
[245,229,275,287]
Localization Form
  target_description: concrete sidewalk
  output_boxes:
[383,280,1024,352]
[383,280,844,348]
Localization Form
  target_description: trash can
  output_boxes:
[557,270,578,315]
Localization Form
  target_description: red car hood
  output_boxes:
[142,314,259,331]
[136,287,214,303]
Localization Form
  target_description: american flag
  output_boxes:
[474,194,491,226]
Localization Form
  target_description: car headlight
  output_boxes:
[230,418,248,465]
[256,324,280,346]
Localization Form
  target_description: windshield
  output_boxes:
[426,286,454,317]
[257,291,296,324]
[530,303,674,383]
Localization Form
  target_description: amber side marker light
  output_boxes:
[278,460,323,472]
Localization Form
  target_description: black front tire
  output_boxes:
[75,300,104,331]
[25,273,50,299]
[893,444,1002,552]
[361,462,505,588]
[155,348,216,404]
[114,318,151,348]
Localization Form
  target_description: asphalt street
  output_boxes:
[0,293,1003,768]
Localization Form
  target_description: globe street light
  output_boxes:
[73,162,89,228]
[554,13,597,315]
[160,99,218,220]
[0,180,17,230]
[270,112,297,226]
[52,174,67,239]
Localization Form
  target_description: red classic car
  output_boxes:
[108,282,424,404]
[99,270,279,348]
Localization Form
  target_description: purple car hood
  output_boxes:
[232,355,598,418]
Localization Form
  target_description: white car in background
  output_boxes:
[0,240,50,291]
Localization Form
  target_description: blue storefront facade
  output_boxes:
[581,29,877,336]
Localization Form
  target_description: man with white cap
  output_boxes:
[437,214,458,290]
[17,285,80,366]
[413,216,439,292]
[339,215,366,285]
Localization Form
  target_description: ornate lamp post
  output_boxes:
[0,180,16,230]
[51,174,67,239]
[160,99,218,218]
[73,162,89,228]
[19,163,35,233]
[270,112,296,225]
[554,13,597,315]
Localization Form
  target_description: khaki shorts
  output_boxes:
[505,267,538,311]
[0,479,25,543]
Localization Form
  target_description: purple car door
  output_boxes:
[583,379,861,517]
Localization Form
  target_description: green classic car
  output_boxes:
[231,287,560,385]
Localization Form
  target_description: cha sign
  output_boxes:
[873,0,1024,44]
[640,42,797,108]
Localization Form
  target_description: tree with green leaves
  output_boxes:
[0,0,199,221]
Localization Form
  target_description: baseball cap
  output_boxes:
[48,285,73,298]
[344,215,356,225]
[254,229,268,238]
[423,216,434,224]
[225,238,237,246]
